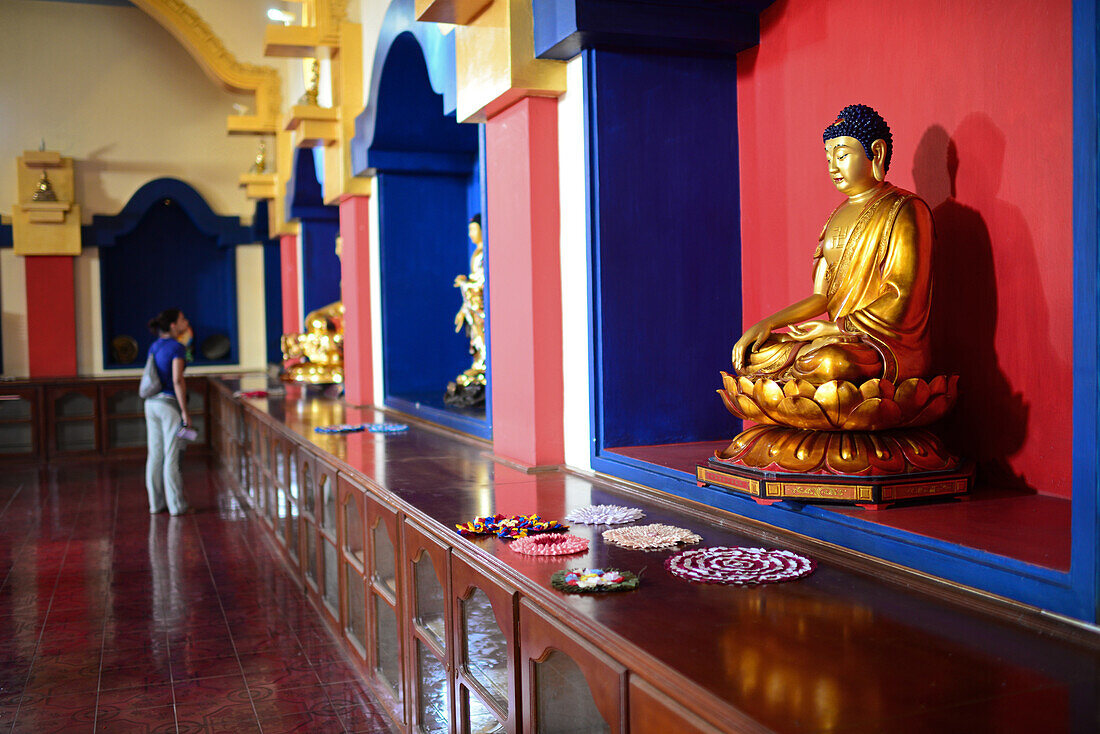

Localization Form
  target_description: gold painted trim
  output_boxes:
[768,483,874,501]
[131,0,282,135]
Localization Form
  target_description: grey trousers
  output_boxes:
[144,396,189,515]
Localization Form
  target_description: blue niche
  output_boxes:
[287,148,340,318]
[94,178,250,368]
[364,28,488,438]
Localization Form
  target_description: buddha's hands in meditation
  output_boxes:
[732,320,774,370]
[786,319,846,341]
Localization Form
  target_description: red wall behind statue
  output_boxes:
[737,0,1073,498]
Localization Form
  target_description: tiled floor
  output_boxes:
[0,457,394,733]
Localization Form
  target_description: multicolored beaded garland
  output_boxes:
[550,568,640,594]
[564,504,645,525]
[509,534,589,556]
[665,546,815,586]
[314,424,367,434]
[455,514,569,539]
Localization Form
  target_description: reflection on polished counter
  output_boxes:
[216,376,1100,733]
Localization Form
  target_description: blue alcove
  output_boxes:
[286,148,341,319]
[354,3,489,439]
[93,178,250,368]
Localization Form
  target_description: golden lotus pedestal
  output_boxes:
[699,374,974,509]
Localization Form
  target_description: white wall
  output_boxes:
[558,56,592,472]
[0,251,28,378]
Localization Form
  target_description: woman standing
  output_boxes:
[145,308,192,515]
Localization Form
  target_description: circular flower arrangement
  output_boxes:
[456,514,568,539]
[665,547,815,586]
[564,504,645,525]
[314,424,366,434]
[601,524,702,550]
[551,568,639,594]
[510,534,589,556]
[367,423,408,433]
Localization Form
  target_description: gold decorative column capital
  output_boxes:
[12,152,81,256]
[131,0,282,134]
[417,0,565,122]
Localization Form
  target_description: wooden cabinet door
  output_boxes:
[0,386,42,460]
[404,520,453,733]
[452,553,519,733]
[519,599,625,734]
[365,494,406,728]
[46,385,99,457]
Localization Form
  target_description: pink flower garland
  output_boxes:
[509,534,589,556]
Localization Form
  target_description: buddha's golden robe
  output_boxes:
[738,184,933,384]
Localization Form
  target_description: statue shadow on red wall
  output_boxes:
[912,116,1043,496]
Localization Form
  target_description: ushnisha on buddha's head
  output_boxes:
[823,104,893,197]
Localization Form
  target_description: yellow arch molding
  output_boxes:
[132,0,282,134]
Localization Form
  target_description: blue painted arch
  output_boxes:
[350,0,460,176]
[93,178,247,369]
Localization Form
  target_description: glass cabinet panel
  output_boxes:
[535,651,610,734]
[414,553,445,648]
[56,421,95,452]
[417,640,449,734]
[344,495,365,565]
[0,396,31,421]
[465,688,505,734]
[462,588,509,709]
[372,521,397,595]
[288,502,300,561]
[302,462,315,516]
[106,391,141,414]
[323,540,339,613]
[345,566,366,649]
[374,593,402,696]
[0,424,33,454]
[55,391,93,418]
[306,524,319,585]
[288,453,299,500]
[322,475,336,532]
[107,418,146,448]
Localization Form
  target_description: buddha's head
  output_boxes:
[468,213,483,246]
[823,104,892,196]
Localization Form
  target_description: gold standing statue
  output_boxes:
[699,105,972,509]
[445,214,487,408]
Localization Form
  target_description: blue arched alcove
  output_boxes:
[93,178,250,368]
[354,4,490,439]
[286,148,341,319]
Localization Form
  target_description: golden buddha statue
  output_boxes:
[281,301,345,384]
[733,105,932,385]
[444,215,487,407]
[700,105,971,508]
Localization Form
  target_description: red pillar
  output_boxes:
[25,256,77,377]
[339,195,373,406]
[485,97,564,467]
[280,234,300,333]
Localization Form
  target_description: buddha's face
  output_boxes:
[825,136,877,196]
[468,221,482,245]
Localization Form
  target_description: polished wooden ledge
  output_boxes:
[213,376,1100,733]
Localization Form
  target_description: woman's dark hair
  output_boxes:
[148,308,182,335]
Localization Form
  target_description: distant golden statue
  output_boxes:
[702,105,971,508]
[445,215,486,408]
[281,301,344,384]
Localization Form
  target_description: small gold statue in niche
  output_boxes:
[700,105,973,509]
[445,214,486,408]
[298,59,320,106]
[249,140,268,174]
[31,170,57,202]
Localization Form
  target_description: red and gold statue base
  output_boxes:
[697,374,972,510]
